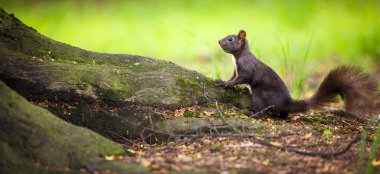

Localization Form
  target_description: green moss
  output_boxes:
[253,127,266,134]
[234,85,250,93]
[215,86,250,108]
[110,75,129,91]
[173,77,203,105]
[210,113,225,119]
[183,110,195,117]
[203,102,216,107]
[313,124,325,132]
[210,143,224,151]
[322,129,333,138]
[300,116,331,124]
[99,145,125,156]
[176,78,201,90]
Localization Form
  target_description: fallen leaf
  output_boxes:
[372,160,380,166]
[370,134,378,141]
[211,143,224,151]
[189,153,202,158]
[302,133,313,139]
[105,155,115,161]
[135,150,147,155]
[262,159,270,166]
[270,141,282,146]
[139,159,151,167]
[114,155,124,160]
[291,116,300,121]
[127,149,136,154]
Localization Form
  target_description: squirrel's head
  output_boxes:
[218,30,246,54]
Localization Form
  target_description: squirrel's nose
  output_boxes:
[218,40,221,44]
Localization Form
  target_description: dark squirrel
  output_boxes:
[216,30,378,118]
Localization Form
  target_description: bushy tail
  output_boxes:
[288,66,378,115]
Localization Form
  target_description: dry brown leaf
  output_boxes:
[269,141,282,146]
[139,159,152,167]
[302,133,313,139]
[262,159,270,166]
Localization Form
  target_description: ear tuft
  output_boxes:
[238,30,246,40]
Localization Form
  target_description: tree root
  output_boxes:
[328,110,368,123]
[253,135,362,159]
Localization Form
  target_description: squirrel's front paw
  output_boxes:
[214,79,226,86]
[223,82,234,89]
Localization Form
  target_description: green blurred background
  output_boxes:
[1,0,379,97]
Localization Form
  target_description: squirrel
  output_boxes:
[215,30,378,118]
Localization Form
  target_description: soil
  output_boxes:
[104,109,379,174]
[28,65,380,174]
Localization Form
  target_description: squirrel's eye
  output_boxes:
[228,37,233,42]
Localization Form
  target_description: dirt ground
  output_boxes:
[30,80,380,174]
[32,91,380,173]
[116,108,380,174]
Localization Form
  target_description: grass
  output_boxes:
[358,129,368,173]
[277,33,316,98]
[294,32,315,98]
[366,125,380,174]
[357,123,380,174]
[1,0,379,96]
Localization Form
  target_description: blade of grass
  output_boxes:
[293,32,315,98]
[211,57,221,79]
[366,124,380,174]
[357,129,368,173]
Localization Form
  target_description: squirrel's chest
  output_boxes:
[231,56,238,76]
[231,56,252,94]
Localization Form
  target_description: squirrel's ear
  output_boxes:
[238,30,246,40]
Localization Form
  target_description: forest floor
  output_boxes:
[29,67,380,174]
[31,78,380,174]
[115,106,379,174]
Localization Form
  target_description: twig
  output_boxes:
[202,83,242,133]
[107,130,135,145]
[170,132,293,140]
[251,105,274,117]
[328,110,368,123]
[253,135,362,159]
[202,83,224,118]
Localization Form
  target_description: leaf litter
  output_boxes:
[31,95,380,173]
[115,109,380,174]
